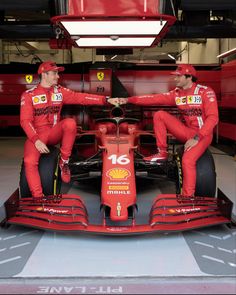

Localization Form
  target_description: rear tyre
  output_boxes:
[175,147,216,197]
[19,146,61,198]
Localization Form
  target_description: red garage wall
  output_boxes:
[116,69,221,98]
[218,60,236,141]
[0,63,222,131]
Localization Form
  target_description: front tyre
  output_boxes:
[19,146,61,198]
[175,147,216,197]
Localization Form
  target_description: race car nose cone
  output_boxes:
[110,205,128,221]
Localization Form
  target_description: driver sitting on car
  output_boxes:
[20,61,112,200]
[109,64,219,198]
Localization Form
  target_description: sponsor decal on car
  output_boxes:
[107,190,131,195]
[106,168,131,180]
[108,154,130,165]
[108,185,129,190]
[107,181,129,185]
[36,207,69,214]
[117,202,121,216]
[168,207,201,213]
[107,227,129,231]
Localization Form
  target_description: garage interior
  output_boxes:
[0,1,236,294]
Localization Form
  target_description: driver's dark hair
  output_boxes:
[38,74,42,81]
[185,74,197,82]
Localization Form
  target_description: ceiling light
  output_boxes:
[168,54,176,60]
[70,35,80,40]
[110,36,119,41]
[51,12,176,48]
[75,37,156,47]
[61,20,167,36]
[111,55,118,60]
[217,48,236,58]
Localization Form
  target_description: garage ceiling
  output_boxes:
[0,0,236,63]
[0,0,236,40]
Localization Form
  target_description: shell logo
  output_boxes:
[33,97,39,103]
[106,168,131,180]
[36,207,43,211]
[176,98,180,105]
[168,209,176,213]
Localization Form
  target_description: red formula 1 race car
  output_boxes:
[4,105,233,234]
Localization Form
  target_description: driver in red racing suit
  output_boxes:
[112,64,219,197]
[20,61,109,199]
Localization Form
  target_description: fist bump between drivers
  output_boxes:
[107,98,128,105]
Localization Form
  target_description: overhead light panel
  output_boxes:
[51,2,176,48]
[168,54,176,60]
[75,37,156,47]
[217,48,236,58]
[110,55,118,60]
[61,20,167,36]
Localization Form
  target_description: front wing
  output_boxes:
[4,189,232,235]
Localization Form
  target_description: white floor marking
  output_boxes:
[194,241,214,248]
[202,255,225,264]
[10,242,31,249]
[228,262,236,267]
[0,256,21,264]
[208,234,222,240]
[3,235,17,240]
[217,247,232,253]
[19,230,39,237]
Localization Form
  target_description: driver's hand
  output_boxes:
[184,138,199,151]
[119,98,128,105]
[35,139,50,153]
[107,98,120,106]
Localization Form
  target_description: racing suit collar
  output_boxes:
[178,82,196,94]
[38,84,56,91]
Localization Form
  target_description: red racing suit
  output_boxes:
[20,84,106,197]
[128,83,219,196]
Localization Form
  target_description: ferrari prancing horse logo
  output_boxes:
[25,74,33,84]
[97,71,104,81]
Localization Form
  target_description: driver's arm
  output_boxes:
[197,87,219,139]
[20,92,40,144]
[61,87,107,105]
[126,91,176,106]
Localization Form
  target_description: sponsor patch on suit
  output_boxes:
[51,93,63,102]
[175,96,187,105]
[32,95,47,105]
[187,95,202,104]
